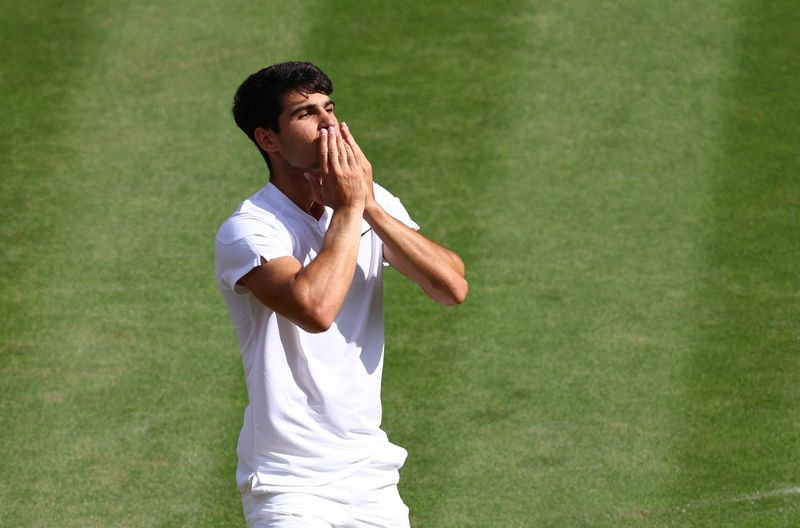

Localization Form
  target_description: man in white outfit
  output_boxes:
[215,62,468,527]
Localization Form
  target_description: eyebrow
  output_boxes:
[288,99,335,117]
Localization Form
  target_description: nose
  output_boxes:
[319,114,337,130]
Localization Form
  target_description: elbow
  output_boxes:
[450,277,469,305]
[298,319,333,334]
[436,276,469,306]
[295,304,337,334]
[298,312,335,334]
[444,254,468,305]
[288,284,339,333]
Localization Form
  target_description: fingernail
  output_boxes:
[320,128,327,135]
[342,122,348,129]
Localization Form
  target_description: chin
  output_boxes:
[285,158,318,172]
[303,161,322,173]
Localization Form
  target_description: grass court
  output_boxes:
[2,1,799,526]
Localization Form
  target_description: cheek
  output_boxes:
[281,129,322,168]
[291,125,320,147]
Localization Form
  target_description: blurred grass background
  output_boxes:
[2,1,798,526]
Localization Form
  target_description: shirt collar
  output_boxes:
[261,182,331,231]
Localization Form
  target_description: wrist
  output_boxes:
[363,197,383,223]
[334,201,366,218]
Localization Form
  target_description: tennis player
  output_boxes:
[215,61,467,527]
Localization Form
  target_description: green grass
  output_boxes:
[2,1,799,526]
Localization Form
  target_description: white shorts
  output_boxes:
[241,456,410,528]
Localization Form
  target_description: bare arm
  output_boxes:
[341,122,468,306]
[239,126,367,332]
[367,204,468,305]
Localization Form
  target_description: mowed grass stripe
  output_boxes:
[1,3,122,525]
[468,2,797,525]
[672,1,800,524]
[0,3,104,358]
[436,2,741,525]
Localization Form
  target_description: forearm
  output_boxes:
[337,123,467,304]
[290,206,364,330]
[365,200,468,305]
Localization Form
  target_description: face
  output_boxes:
[270,90,338,170]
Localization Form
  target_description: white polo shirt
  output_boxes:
[215,182,418,492]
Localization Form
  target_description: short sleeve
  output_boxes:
[373,183,420,231]
[215,215,292,291]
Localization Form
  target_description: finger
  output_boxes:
[341,121,355,144]
[319,127,330,177]
[341,122,366,163]
[342,135,359,172]
[335,127,350,171]
[342,124,367,174]
[327,125,342,174]
[341,121,353,142]
[342,122,371,181]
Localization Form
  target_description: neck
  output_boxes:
[270,164,324,220]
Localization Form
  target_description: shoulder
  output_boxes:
[372,181,399,205]
[216,188,290,246]
[216,208,280,246]
[371,181,419,231]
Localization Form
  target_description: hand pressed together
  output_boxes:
[340,122,376,207]
[304,125,367,211]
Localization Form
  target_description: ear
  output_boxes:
[254,127,280,153]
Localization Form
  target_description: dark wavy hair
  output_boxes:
[232,61,333,172]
